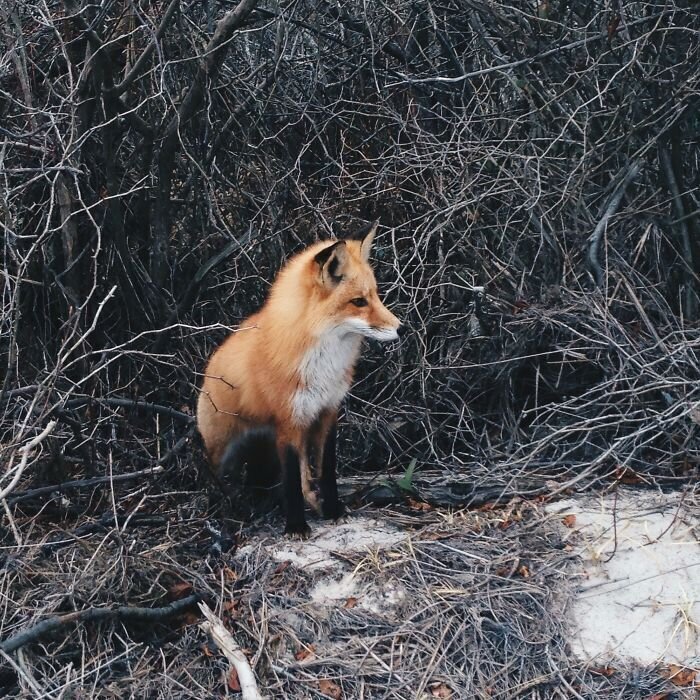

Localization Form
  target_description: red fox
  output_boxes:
[197,222,402,536]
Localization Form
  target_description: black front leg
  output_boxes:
[320,423,345,520]
[282,445,310,537]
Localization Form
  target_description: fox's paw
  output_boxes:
[285,520,311,540]
[322,499,347,521]
[302,486,322,517]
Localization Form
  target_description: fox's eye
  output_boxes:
[350,297,368,308]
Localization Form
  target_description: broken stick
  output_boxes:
[198,602,263,700]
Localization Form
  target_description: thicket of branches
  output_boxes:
[2,0,699,507]
[2,0,700,697]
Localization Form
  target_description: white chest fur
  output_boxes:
[291,328,361,426]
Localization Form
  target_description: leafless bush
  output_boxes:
[1,0,699,694]
[2,0,698,493]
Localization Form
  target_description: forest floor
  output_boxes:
[1,474,698,699]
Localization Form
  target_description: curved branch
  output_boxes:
[63,396,194,423]
[0,421,57,500]
[587,160,642,288]
[0,594,201,654]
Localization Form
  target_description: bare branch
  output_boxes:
[114,0,181,96]
[0,594,201,655]
[0,421,57,500]
[151,0,259,287]
[587,160,642,288]
[7,465,166,506]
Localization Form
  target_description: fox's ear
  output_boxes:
[314,240,348,287]
[359,220,378,261]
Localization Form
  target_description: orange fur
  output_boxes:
[196,227,400,528]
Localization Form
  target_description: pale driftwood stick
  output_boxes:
[0,594,200,654]
[198,602,263,700]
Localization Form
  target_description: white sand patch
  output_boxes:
[271,516,407,572]
[265,517,409,615]
[309,572,407,614]
[310,573,359,605]
[547,491,700,665]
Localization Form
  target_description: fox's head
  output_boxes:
[313,222,401,342]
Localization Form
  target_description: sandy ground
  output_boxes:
[3,489,699,698]
[547,491,699,666]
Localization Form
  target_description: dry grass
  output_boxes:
[2,478,696,698]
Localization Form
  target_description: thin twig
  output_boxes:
[0,421,57,500]
[63,396,194,423]
[7,465,165,505]
[659,145,697,320]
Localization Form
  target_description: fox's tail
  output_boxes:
[219,426,281,492]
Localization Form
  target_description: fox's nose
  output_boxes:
[396,323,407,338]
